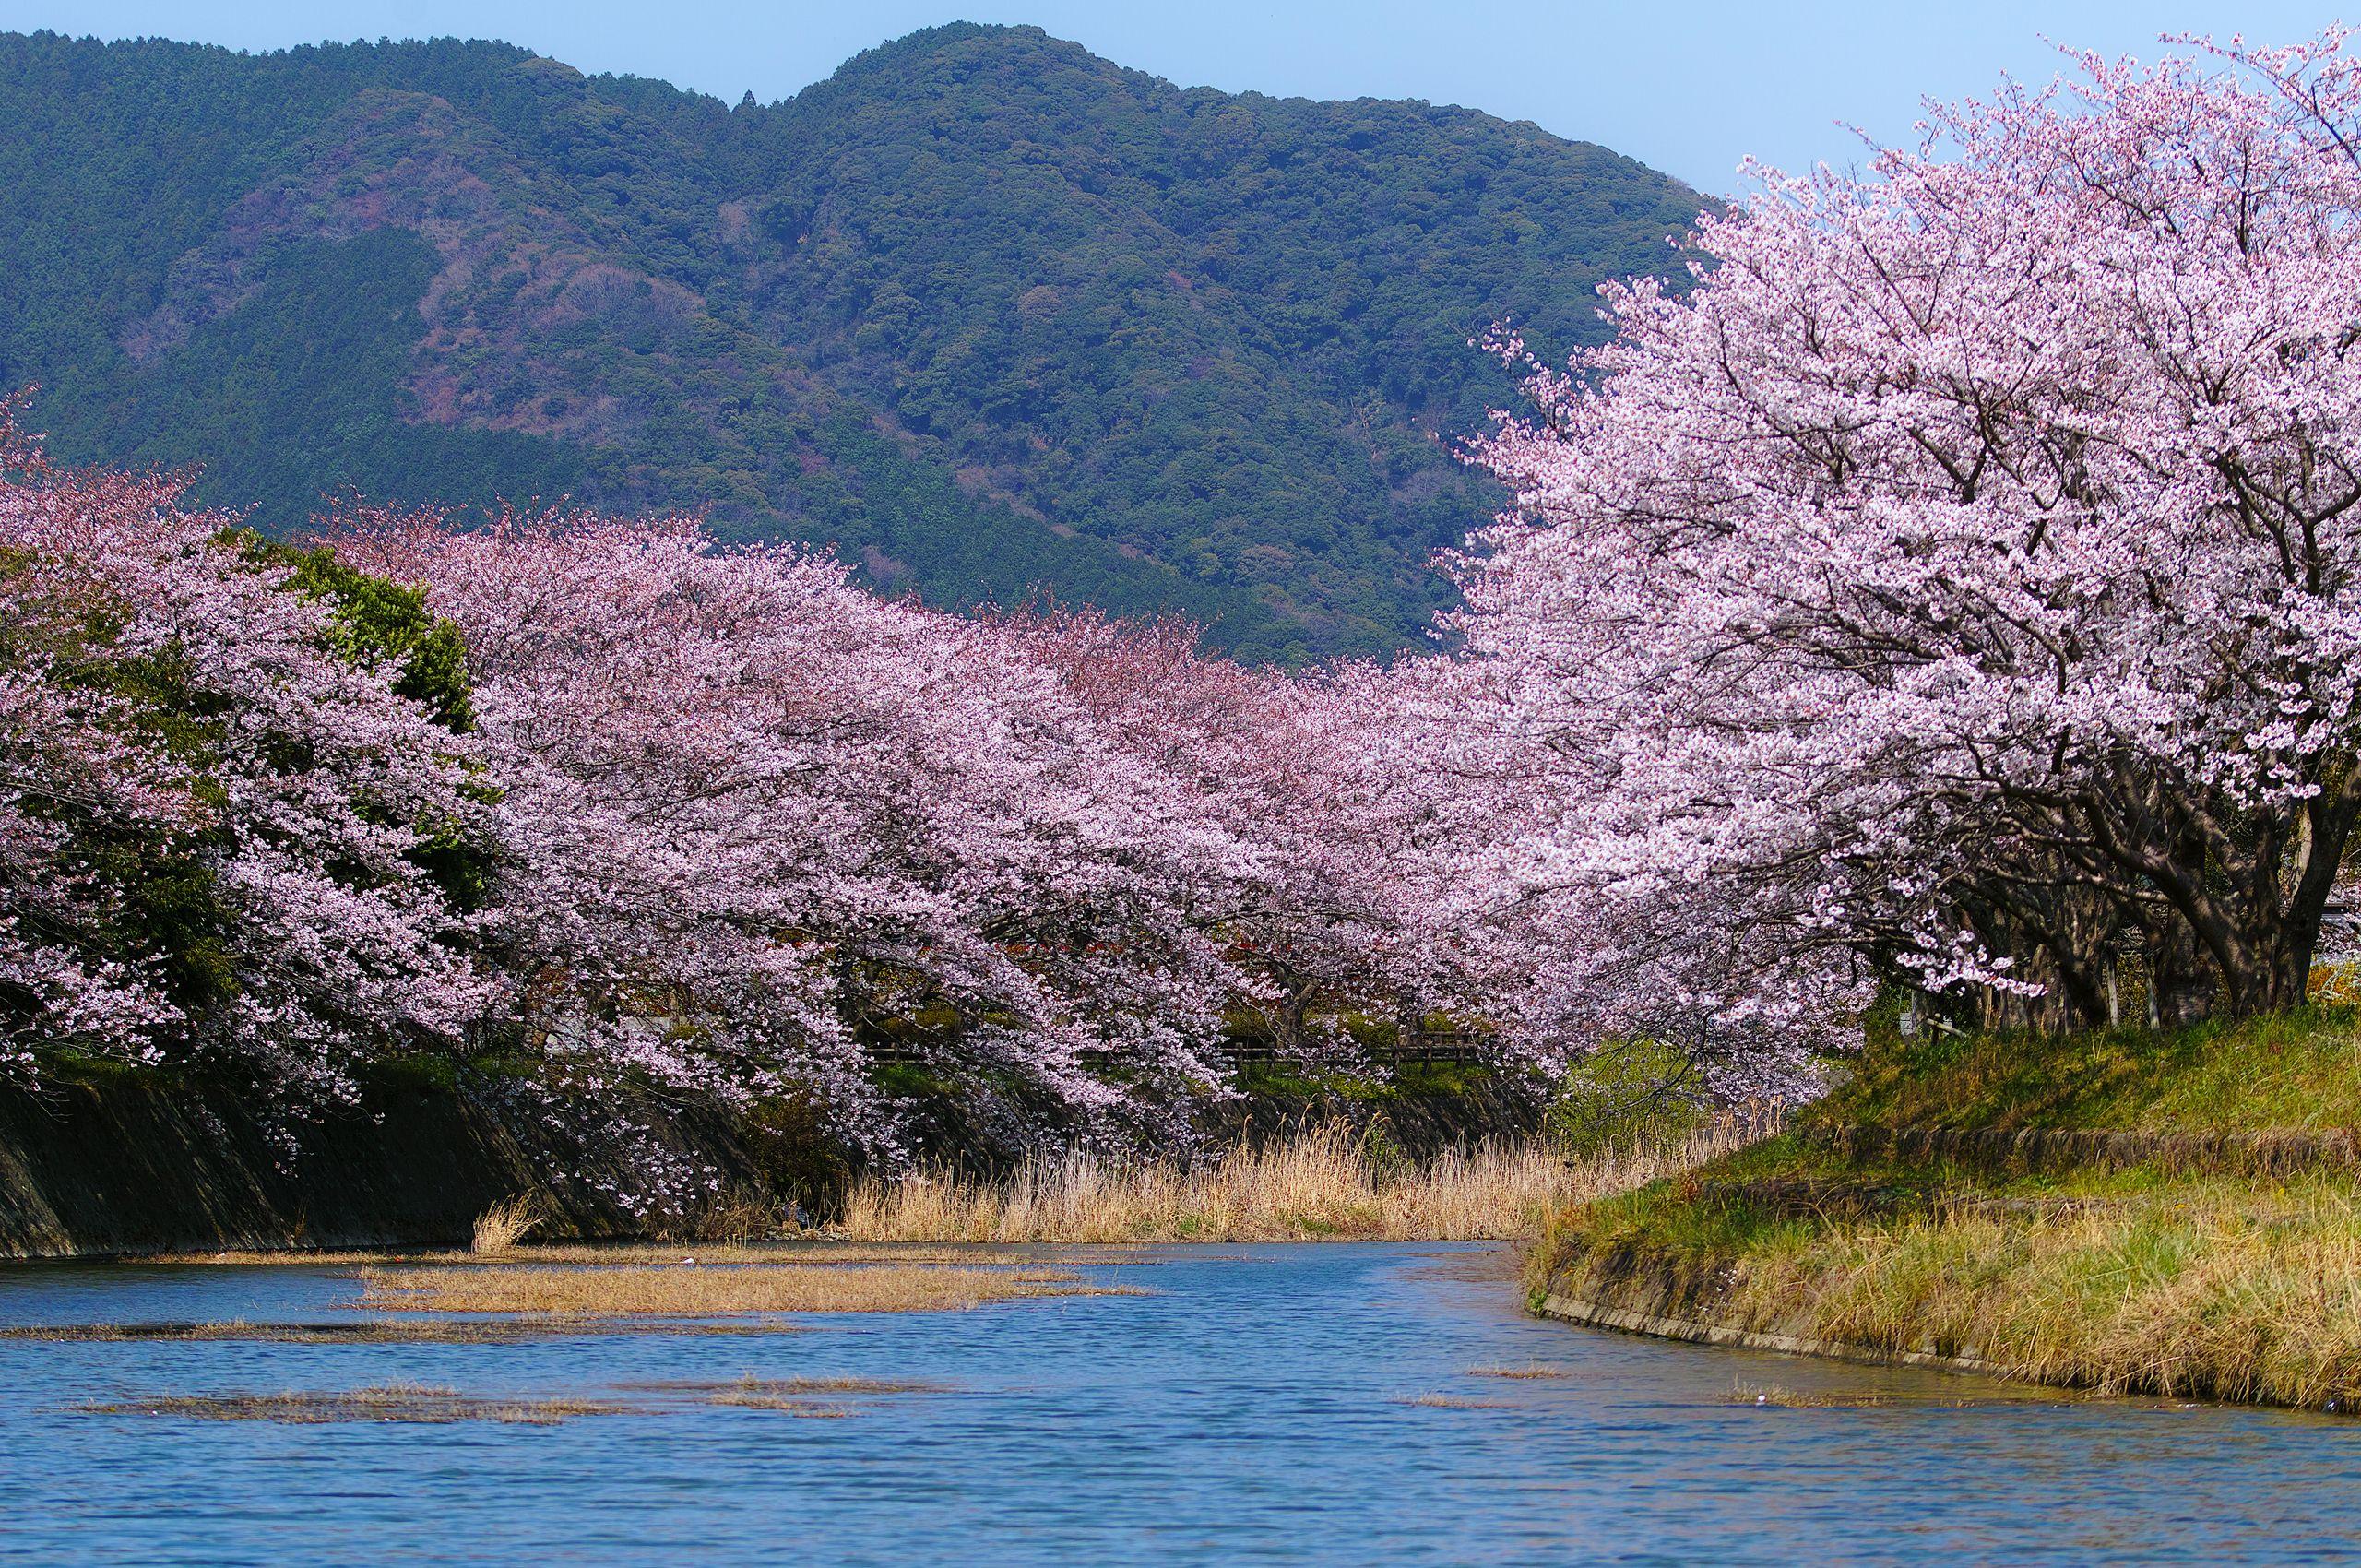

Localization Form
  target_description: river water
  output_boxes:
[0,1242,2355,1565]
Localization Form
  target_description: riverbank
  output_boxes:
[0,1057,801,1258]
[0,1051,1552,1257]
[1529,1011,2361,1411]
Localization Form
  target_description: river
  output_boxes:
[0,1243,2355,1564]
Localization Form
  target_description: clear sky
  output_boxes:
[0,1,2344,192]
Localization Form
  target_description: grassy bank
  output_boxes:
[1834,1008,2361,1132]
[836,1123,1750,1243]
[1531,1010,2361,1410]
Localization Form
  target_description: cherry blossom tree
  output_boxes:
[335,508,1430,1150]
[1453,29,2361,1034]
[0,410,495,1096]
[1003,611,1445,1059]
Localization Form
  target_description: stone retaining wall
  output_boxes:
[0,1070,780,1258]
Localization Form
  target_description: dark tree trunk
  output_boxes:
[2145,916,2218,1028]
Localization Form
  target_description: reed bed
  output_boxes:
[836,1123,1752,1244]
[352,1261,1116,1316]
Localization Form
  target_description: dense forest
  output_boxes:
[0,23,1703,659]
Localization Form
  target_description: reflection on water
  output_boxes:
[0,1242,2355,1565]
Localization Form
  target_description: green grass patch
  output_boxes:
[24,1045,181,1088]
[1229,1058,1495,1102]
[1823,1006,2361,1132]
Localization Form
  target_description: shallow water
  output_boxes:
[1,1243,2356,1565]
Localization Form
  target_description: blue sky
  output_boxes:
[0,1,2343,191]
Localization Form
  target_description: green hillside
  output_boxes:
[0,23,1703,660]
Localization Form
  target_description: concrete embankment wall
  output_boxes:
[0,1071,779,1258]
[0,1062,1544,1259]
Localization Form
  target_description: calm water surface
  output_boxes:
[0,1242,2355,1565]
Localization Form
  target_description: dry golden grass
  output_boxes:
[1775,1176,2361,1407]
[151,1248,450,1266]
[352,1261,1123,1317]
[153,1241,1030,1267]
[4,1318,803,1343]
[81,1383,633,1425]
[471,1197,542,1255]
[684,1189,802,1244]
[1615,1172,2361,1410]
[836,1124,1749,1244]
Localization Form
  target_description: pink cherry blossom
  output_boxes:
[334,508,1431,1151]
[1446,28,2361,1052]
[0,407,495,1098]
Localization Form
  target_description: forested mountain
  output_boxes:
[0,23,1703,659]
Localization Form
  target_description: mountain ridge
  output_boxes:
[0,22,1704,659]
